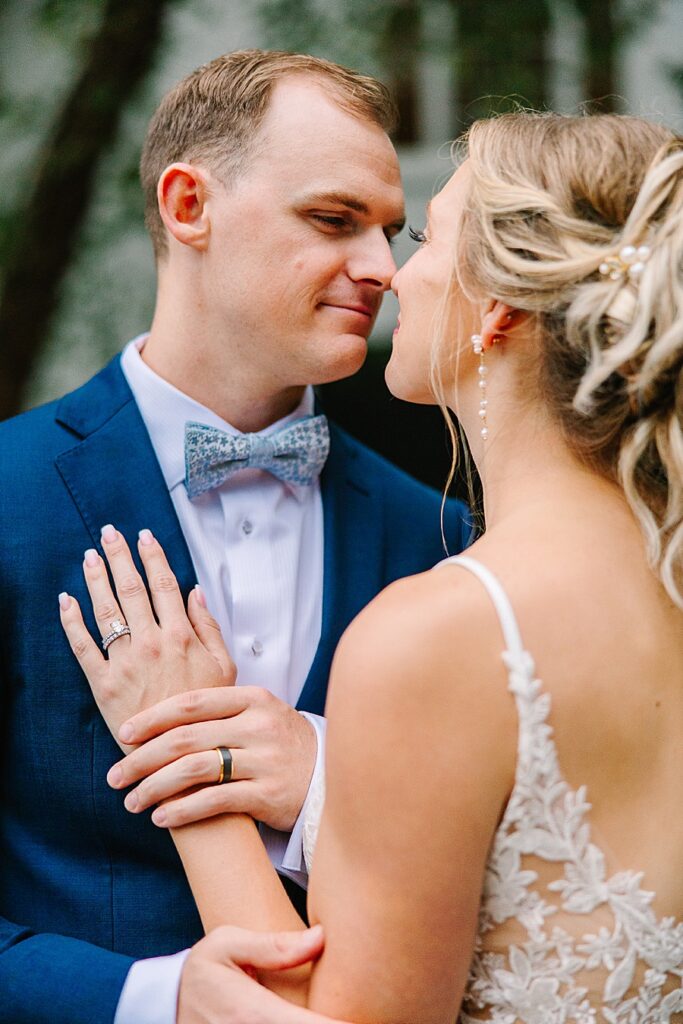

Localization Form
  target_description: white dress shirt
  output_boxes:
[114,335,327,1024]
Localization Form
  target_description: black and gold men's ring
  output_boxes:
[214,746,233,784]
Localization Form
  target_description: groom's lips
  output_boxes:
[318,299,379,336]
[320,302,375,319]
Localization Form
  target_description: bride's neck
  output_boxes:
[462,403,622,532]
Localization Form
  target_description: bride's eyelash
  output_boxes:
[409,225,427,244]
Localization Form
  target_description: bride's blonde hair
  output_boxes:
[439,112,683,607]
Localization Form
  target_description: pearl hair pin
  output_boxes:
[471,333,488,441]
[599,244,651,283]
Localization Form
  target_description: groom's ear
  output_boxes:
[480,301,528,351]
[157,163,211,253]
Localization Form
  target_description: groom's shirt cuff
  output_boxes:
[114,948,190,1024]
[259,711,326,891]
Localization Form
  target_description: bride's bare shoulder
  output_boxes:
[325,558,517,741]
[338,559,500,657]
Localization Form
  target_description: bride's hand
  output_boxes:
[59,525,236,752]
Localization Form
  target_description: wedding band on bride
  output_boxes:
[214,746,234,784]
[101,619,131,651]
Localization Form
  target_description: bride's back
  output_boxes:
[450,505,683,1021]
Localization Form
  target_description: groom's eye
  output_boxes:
[409,225,427,244]
[310,213,352,230]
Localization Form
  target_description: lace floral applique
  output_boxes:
[462,649,683,1023]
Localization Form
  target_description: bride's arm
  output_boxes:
[169,814,302,932]
[301,570,516,1022]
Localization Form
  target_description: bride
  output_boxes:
[61,111,683,1022]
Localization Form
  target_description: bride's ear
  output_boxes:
[480,301,526,351]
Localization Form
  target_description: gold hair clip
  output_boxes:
[599,244,651,283]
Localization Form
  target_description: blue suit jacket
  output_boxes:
[0,356,469,1023]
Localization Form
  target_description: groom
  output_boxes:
[0,50,468,1024]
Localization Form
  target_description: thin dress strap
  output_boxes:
[438,555,526,659]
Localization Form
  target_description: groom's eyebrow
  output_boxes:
[298,190,406,231]
[302,190,369,212]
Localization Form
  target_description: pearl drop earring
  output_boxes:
[471,333,488,441]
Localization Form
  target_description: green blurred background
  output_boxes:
[1,0,681,492]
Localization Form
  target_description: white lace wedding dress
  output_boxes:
[301,556,683,1023]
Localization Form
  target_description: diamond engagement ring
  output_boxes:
[102,619,131,651]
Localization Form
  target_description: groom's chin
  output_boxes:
[310,334,369,385]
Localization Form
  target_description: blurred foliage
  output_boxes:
[255,0,669,125]
[255,0,407,73]
[0,0,182,418]
[256,0,552,127]
[573,0,663,37]
[36,0,103,38]
[0,0,679,417]
[671,65,683,97]
[452,0,550,122]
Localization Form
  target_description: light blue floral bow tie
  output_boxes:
[184,415,330,499]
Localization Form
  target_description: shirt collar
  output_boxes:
[120,334,315,500]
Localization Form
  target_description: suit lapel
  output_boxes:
[54,358,196,595]
[297,424,385,715]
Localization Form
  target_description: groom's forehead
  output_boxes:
[254,77,400,169]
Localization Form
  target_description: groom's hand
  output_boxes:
[104,686,317,832]
[60,526,237,752]
[177,925,339,1024]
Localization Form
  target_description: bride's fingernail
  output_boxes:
[58,592,71,610]
[101,524,117,543]
[138,528,154,546]
[194,584,206,608]
[124,791,139,812]
[84,549,99,568]
[152,808,168,826]
[107,765,122,787]
[119,722,134,743]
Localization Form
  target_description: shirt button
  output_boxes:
[242,519,254,535]
[251,639,264,657]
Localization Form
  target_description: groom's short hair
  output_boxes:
[140,49,397,259]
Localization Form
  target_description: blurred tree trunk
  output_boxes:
[449,0,551,126]
[0,0,173,422]
[571,0,664,112]
[379,0,421,145]
[571,0,619,109]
